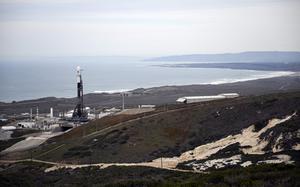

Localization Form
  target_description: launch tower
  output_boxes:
[72,66,88,122]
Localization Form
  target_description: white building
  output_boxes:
[176,93,239,104]
[139,105,156,108]
[1,126,16,131]
[98,112,113,119]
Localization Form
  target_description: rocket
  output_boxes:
[76,66,83,98]
[72,66,85,119]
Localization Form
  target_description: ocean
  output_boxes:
[0,56,293,102]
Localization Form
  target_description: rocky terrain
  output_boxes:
[176,113,300,171]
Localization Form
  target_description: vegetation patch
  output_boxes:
[0,163,299,186]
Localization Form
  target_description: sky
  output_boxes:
[0,0,300,57]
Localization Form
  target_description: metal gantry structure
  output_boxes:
[72,66,88,122]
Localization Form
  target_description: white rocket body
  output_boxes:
[72,65,87,121]
[76,66,81,83]
[50,107,53,118]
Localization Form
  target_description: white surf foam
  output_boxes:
[93,89,132,94]
[208,71,294,85]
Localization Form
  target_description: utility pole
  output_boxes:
[122,92,125,110]
[30,149,33,162]
[30,108,32,121]
[36,106,39,120]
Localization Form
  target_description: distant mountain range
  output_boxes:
[146,51,300,63]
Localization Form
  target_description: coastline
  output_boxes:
[1,74,300,115]
[92,71,296,94]
[1,59,299,102]
[206,71,295,85]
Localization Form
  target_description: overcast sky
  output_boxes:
[0,0,299,57]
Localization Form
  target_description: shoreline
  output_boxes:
[92,71,296,95]
[205,71,296,85]
[0,71,299,103]
[1,74,300,115]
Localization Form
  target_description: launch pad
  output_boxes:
[71,66,88,122]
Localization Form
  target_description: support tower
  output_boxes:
[72,66,88,121]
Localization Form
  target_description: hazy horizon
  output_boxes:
[1,0,300,57]
[0,56,294,102]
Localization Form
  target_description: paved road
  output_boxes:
[1,132,64,154]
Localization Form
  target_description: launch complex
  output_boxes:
[71,66,88,122]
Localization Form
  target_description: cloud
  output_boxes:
[0,0,82,3]
[0,0,299,56]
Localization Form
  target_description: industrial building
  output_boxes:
[176,93,239,104]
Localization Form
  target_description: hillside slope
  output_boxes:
[146,51,300,63]
[4,91,297,171]
[1,162,300,187]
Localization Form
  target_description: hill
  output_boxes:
[3,91,299,171]
[157,62,300,71]
[1,91,300,186]
[146,51,300,63]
